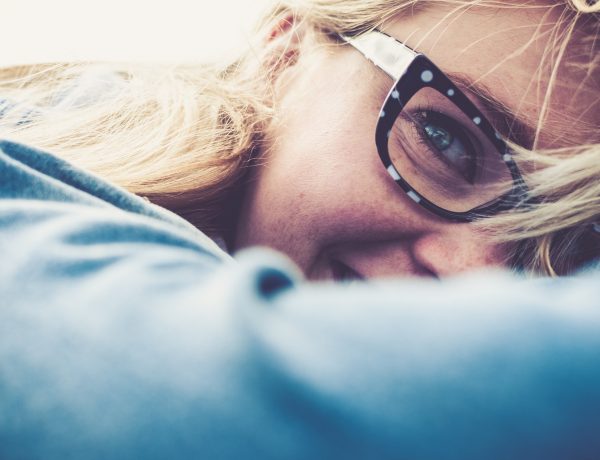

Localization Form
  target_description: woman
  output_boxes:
[0,0,599,458]
[1,0,598,278]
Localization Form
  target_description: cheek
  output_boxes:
[234,110,386,269]
[235,49,413,264]
[243,122,374,250]
[248,75,379,229]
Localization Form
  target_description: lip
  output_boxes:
[328,254,439,281]
[319,241,440,282]
[330,258,365,282]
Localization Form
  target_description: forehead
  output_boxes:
[382,4,598,147]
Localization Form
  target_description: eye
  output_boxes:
[417,111,479,184]
[389,94,514,210]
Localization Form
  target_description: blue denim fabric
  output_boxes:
[0,140,599,459]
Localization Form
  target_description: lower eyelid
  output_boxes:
[417,123,479,182]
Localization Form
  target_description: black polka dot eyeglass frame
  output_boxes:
[339,29,529,222]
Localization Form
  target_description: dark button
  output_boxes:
[256,268,294,299]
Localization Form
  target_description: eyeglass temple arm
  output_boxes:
[339,31,418,81]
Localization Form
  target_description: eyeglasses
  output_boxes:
[340,30,528,222]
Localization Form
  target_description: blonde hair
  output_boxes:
[0,0,598,275]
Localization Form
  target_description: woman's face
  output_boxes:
[232,4,595,281]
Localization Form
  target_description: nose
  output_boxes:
[411,225,508,277]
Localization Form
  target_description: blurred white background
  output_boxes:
[1,0,274,66]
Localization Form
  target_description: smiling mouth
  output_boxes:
[330,258,365,282]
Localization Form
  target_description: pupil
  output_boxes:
[424,123,452,150]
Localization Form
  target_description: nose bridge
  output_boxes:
[412,224,507,276]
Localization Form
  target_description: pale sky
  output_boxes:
[1,0,274,66]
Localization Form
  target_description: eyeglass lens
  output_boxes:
[387,87,513,213]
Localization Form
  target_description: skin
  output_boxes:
[231,4,596,282]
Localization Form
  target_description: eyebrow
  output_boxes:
[446,72,537,149]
